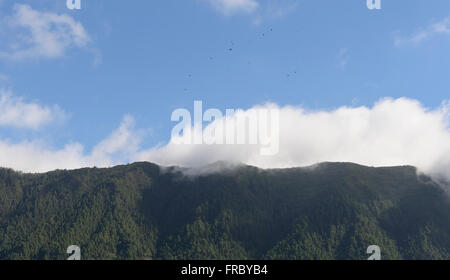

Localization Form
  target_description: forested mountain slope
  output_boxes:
[0,162,448,260]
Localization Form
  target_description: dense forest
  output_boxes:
[0,161,448,260]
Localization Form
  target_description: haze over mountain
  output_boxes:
[0,161,448,260]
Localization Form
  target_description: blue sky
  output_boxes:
[0,0,450,174]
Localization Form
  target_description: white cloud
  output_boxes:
[0,89,66,129]
[395,17,450,46]
[0,115,140,173]
[0,97,450,187]
[90,115,142,164]
[137,98,450,184]
[0,4,90,60]
[0,140,88,173]
[205,0,259,15]
[203,0,299,21]
[203,0,299,24]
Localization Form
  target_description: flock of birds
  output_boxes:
[183,28,298,94]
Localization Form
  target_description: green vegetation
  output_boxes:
[0,162,448,260]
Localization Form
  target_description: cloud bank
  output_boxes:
[139,98,450,182]
[0,114,139,173]
[0,96,449,186]
[0,4,90,60]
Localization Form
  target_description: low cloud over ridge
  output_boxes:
[139,98,450,183]
[0,97,449,186]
